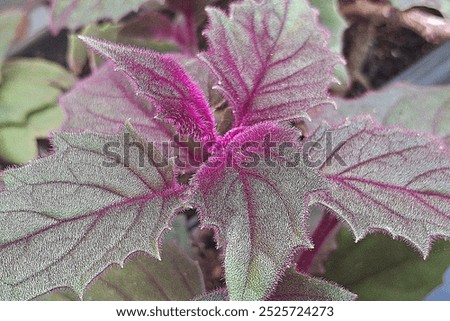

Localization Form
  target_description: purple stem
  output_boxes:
[296,211,339,273]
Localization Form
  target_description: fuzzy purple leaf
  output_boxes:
[61,62,203,168]
[174,55,225,110]
[79,36,217,144]
[200,0,340,127]
[0,125,186,300]
[190,122,328,300]
[308,117,450,256]
[61,61,174,143]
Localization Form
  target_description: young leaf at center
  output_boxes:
[78,36,217,144]
[190,122,328,300]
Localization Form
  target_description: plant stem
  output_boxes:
[296,211,339,273]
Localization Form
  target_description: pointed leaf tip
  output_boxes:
[78,36,217,143]
[190,122,328,300]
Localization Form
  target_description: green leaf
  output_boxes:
[0,126,186,300]
[324,228,450,300]
[380,85,450,146]
[0,104,64,163]
[38,241,204,301]
[309,0,348,84]
[36,289,79,301]
[0,9,23,82]
[0,58,75,163]
[0,59,73,124]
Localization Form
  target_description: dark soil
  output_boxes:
[362,24,436,88]
[344,18,437,97]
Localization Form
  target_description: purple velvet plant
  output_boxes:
[0,0,449,301]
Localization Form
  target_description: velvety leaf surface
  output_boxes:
[191,122,328,300]
[38,241,203,301]
[49,0,161,34]
[309,83,450,145]
[390,0,450,17]
[308,117,450,256]
[0,58,74,163]
[270,268,356,301]
[309,0,348,84]
[61,61,174,143]
[172,55,229,134]
[324,228,450,300]
[200,0,340,127]
[195,269,356,301]
[0,127,186,300]
[79,36,217,143]
[0,9,23,82]
[61,61,202,169]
